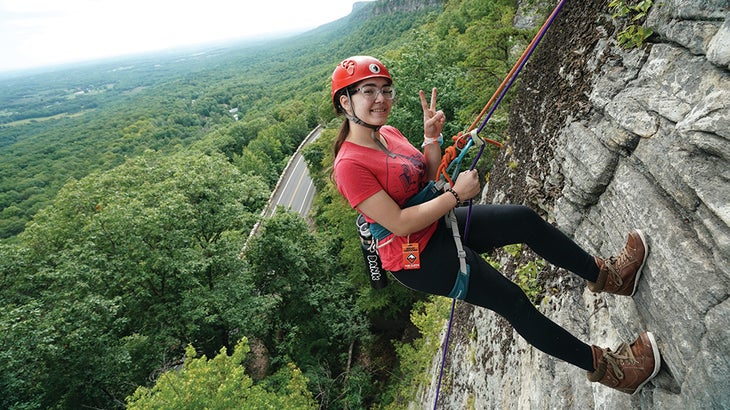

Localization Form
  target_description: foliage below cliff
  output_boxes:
[0,0,554,409]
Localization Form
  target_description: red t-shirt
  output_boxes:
[334,125,438,271]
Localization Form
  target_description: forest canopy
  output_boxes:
[0,0,539,408]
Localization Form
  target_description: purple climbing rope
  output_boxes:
[464,0,568,240]
[432,1,567,408]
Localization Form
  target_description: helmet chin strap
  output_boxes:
[345,89,396,158]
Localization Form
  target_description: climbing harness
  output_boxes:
[357,133,483,296]
[431,1,568,408]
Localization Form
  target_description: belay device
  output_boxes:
[356,213,388,289]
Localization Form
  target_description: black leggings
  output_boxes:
[391,204,599,371]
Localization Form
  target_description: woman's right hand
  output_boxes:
[452,169,481,202]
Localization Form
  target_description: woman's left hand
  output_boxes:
[420,88,445,140]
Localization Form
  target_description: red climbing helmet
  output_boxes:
[331,56,392,112]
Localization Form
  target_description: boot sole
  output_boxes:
[632,331,661,394]
[629,229,648,296]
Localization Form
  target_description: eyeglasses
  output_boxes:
[351,85,396,100]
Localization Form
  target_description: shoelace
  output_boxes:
[603,342,638,380]
[604,256,625,287]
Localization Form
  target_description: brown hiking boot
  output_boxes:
[587,229,648,296]
[587,332,660,394]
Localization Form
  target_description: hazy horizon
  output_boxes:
[0,0,363,73]
[0,29,312,77]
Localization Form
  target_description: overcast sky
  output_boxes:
[0,0,362,72]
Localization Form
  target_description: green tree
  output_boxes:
[0,150,274,409]
[249,127,286,167]
[385,30,464,146]
[235,147,278,187]
[456,0,527,132]
[126,338,317,410]
[243,211,375,408]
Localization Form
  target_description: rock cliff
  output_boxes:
[419,0,729,408]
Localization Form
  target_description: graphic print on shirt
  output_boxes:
[385,152,425,205]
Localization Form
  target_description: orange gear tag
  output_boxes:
[402,242,421,270]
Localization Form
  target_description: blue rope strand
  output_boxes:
[464,0,568,240]
[432,1,567,408]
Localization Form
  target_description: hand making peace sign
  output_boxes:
[420,87,446,140]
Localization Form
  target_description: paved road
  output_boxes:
[265,126,322,219]
[243,127,322,253]
[267,151,316,217]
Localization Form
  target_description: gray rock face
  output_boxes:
[416,1,729,409]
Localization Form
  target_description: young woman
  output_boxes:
[330,56,660,394]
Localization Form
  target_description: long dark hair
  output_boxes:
[333,119,350,159]
[329,120,350,184]
[332,87,351,159]
[330,88,351,182]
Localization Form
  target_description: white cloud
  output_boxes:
[0,0,360,72]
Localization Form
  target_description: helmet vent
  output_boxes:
[342,60,356,75]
